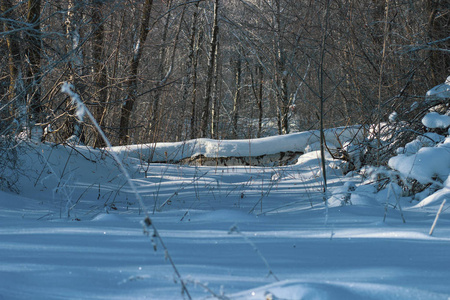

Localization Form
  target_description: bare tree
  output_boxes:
[91,0,108,147]
[426,0,450,86]
[210,39,221,139]
[119,0,154,145]
[200,0,219,138]
[231,48,242,138]
[0,0,445,146]
[254,65,264,138]
[26,0,42,140]
[181,1,201,140]
[273,0,289,135]
[147,0,187,142]
[319,0,331,196]
[1,0,26,127]
[189,2,203,139]
[65,0,86,142]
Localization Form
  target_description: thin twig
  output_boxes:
[429,199,446,236]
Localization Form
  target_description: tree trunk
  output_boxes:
[182,1,201,140]
[66,0,83,80]
[200,0,219,138]
[1,0,26,127]
[26,0,42,141]
[211,41,220,139]
[148,0,186,143]
[279,75,289,135]
[426,0,450,86]
[147,0,172,142]
[119,0,153,145]
[66,0,85,142]
[189,5,202,140]
[250,63,264,138]
[91,0,108,147]
[376,0,390,166]
[274,0,289,135]
[319,0,331,197]
[250,65,264,138]
[231,54,242,138]
[257,65,263,138]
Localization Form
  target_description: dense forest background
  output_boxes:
[1,0,449,146]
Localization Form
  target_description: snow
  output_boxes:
[61,82,86,121]
[1,128,450,299]
[388,111,398,122]
[422,112,450,129]
[426,75,450,99]
[110,126,362,163]
[389,135,450,186]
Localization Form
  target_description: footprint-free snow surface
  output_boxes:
[1,139,449,300]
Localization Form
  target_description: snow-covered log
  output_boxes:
[111,126,363,166]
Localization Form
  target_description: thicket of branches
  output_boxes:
[1,0,449,147]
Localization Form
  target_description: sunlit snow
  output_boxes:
[1,80,450,299]
[1,130,449,299]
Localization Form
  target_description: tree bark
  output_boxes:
[188,3,202,140]
[256,65,264,138]
[274,0,289,135]
[26,0,42,138]
[1,0,26,126]
[66,0,85,142]
[211,41,220,139]
[319,0,331,197]
[249,63,264,138]
[147,0,172,142]
[91,0,108,147]
[200,0,219,138]
[231,54,242,138]
[182,1,201,140]
[119,0,153,145]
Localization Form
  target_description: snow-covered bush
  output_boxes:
[388,112,449,191]
[335,77,450,208]
[340,77,450,176]
[385,77,450,204]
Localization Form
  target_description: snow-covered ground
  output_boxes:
[1,122,449,300]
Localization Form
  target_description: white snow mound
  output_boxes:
[388,137,450,185]
[422,112,450,129]
[426,75,450,99]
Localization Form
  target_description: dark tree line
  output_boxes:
[1,0,449,146]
